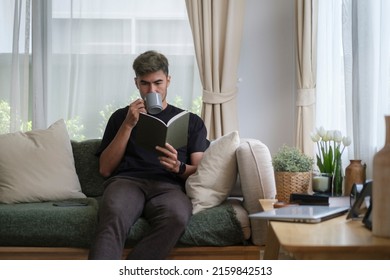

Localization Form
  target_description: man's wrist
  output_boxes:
[177,161,186,175]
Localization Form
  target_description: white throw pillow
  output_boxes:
[185,131,240,214]
[0,119,86,204]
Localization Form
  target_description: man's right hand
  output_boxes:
[125,98,147,128]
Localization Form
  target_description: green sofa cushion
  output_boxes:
[0,198,98,247]
[128,202,245,247]
[0,199,244,248]
[71,140,105,197]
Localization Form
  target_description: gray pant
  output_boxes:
[88,177,192,260]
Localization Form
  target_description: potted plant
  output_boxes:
[272,145,314,202]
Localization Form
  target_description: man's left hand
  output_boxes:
[156,143,180,173]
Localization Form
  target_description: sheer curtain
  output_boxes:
[0,0,201,139]
[316,0,390,177]
[0,0,31,133]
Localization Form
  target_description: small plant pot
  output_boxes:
[275,171,312,202]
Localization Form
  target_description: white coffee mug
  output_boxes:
[144,92,162,115]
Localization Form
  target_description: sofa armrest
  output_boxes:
[236,138,276,245]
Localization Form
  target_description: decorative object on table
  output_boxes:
[310,127,351,196]
[373,115,390,238]
[272,145,313,203]
[362,201,373,230]
[312,172,333,193]
[289,193,330,206]
[346,180,372,220]
[344,159,366,196]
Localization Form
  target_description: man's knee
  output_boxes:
[165,201,192,229]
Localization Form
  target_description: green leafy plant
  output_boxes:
[0,100,11,134]
[0,100,31,134]
[190,95,202,116]
[99,103,116,135]
[65,116,86,141]
[272,145,314,172]
[1,100,85,140]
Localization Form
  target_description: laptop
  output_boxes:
[249,205,350,223]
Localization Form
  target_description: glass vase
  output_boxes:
[332,156,343,196]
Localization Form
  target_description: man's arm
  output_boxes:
[183,152,203,177]
[99,99,146,177]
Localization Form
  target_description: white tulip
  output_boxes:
[323,130,333,141]
[333,130,342,143]
[310,132,321,142]
[342,136,352,147]
[317,126,326,138]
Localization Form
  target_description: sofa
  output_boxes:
[0,120,276,260]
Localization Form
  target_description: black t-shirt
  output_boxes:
[97,104,209,186]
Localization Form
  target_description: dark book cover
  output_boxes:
[135,111,189,151]
[289,193,329,205]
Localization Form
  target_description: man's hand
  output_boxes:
[157,144,205,179]
[125,98,147,128]
[156,143,181,173]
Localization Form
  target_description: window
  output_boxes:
[316,0,390,177]
[0,0,202,140]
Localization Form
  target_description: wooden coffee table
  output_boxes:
[263,214,390,259]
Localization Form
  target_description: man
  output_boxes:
[88,50,209,260]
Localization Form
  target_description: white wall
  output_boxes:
[237,0,296,155]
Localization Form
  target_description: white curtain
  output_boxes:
[4,0,31,132]
[0,0,201,139]
[32,0,50,129]
[316,0,390,177]
[316,0,347,146]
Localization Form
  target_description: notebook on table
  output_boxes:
[249,205,350,223]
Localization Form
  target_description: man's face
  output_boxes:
[134,70,170,108]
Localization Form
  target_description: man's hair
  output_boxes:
[133,50,169,77]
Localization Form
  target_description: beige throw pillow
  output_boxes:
[0,119,86,204]
[185,131,240,214]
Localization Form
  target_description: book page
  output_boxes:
[166,111,189,149]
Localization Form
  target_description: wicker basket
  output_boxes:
[275,171,312,202]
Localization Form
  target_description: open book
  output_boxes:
[135,111,189,151]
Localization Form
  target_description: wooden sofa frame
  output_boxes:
[0,245,262,260]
